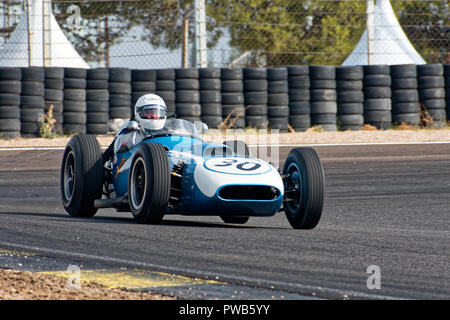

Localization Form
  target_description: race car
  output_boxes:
[60,119,325,229]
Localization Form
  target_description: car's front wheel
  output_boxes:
[60,134,104,218]
[129,143,171,224]
[282,148,325,229]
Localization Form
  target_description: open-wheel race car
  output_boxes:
[61,117,325,229]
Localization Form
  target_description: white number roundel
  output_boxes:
[203,157,272,175]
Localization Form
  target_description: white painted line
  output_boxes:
[1,140,450,151]
[0,240,404,300]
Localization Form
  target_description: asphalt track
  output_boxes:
[0,143,449,299]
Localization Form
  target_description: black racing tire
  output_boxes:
[86,80,109,90]
[87,68,109,81]
[0,94,20,106]
[222,93,244,105]
[0,81,21,94]
[245,105,267,116]
[223,140,250,157]
[63,100,87,112]
[363,65,390,75]
[157,69,176,81]
[310,89,337,102]
[176,90,200,103]
[419,88,445,100]
[64,68,87,79]
[418,76,445,89]
[268,106,289,118]
[337,91,364,103]
[0,68,21,81]
[200,91,221,104]
[221,80,243,92]
[363,74,391,87]
[201,116,223,129]
[45,89,64,101]
[336,80,363,91]
[108,68,131,82]
[131,69,156,82]
[269,117,289,131]
[220,68,243,81]
[338,103,363,115]
[243,67,266,79]
[108,82,131,94]
[417,64,443,77]
[336,66,363,81]
[268,93,289,106]
[244,91,268,105]
[288,76,310,89]
[45,79,64,90]
[175,103,201,117]
[289,102,310,115]
[282,147,325,229]
[199,67,221,79]
[244,79,268,92]
[201,104,222,116]
[310,101,337,114]
[21,95,45,108]
[0,106,20,119]
[309,66,335,80]
[64,78,86,89]
[156,80,175,91]
[22,67,44,82]
[60,134,103,218]
[364,87,391,99]
[63,89,86,101]
[390,64,417,78]
[391,78,417,89]
[86,90,109,102]
[268,80,289,93]
[128,143,170,224]
[220,216,249,224]
[287,65,309,76]
[109,94,131,107]
[267,67,288,81]
[175,68,198,79]
[176,79,199,90]
[0,119,20,131]
[131,81,156,92]
[199,79,221,90]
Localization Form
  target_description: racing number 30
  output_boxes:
[215,159,262,171]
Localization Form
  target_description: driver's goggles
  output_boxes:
[138,105,167,120]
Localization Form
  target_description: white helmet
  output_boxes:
[134,94,167,131]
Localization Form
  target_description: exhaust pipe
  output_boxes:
[94,195,128,209]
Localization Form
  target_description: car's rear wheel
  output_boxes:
[60,134,103,218]
[129,143,170,224]
[220,216,249,224]
[282,148,325,229]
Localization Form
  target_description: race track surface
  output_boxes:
[0,143,449,299]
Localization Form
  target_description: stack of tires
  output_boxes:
[0,67,21,138]
[267,67,289,132]
[63,68,87,134]
[108,68,131,132]
[417,64,446,128]
[390,64,420,127]
[243,67,268,129]
[175,68,201,123]
[309,66,337,131]
[199,68,222,129]
[220,68,245,129]
[131,69,157,115]
[287,66,310,132]
[44,68,64,134]
[21,67,45,137]
[156,69,176,118]
[363,65,391,129]
[336,66,364,130]
[445,65,450,119]
[86,68,109,135]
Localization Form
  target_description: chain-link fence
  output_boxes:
[0,0,448,68]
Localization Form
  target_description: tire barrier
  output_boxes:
[63,68,87,134]
[287,65,310,132]
[156,68,176,117]
[175,68,200,123]
[445,65,450,120]
[267,67,289,132]
[0,67,21,138]
[417,64,446,128]
[21,67,45,137]
[221,68,245,129]
[131,69,156,112]
[336,66,364,130]
[86,68,109,135]
[363,65,392,130]
[310,66,337,131]
[390,64,420,127]
[2,65,450,139]
[44,67,64,134]
[243,67,268,129]
[108,68,131,132]
[199,68,222,129]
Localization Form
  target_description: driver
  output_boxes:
[134,93,168,135]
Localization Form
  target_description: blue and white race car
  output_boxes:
[61,119,325,229]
